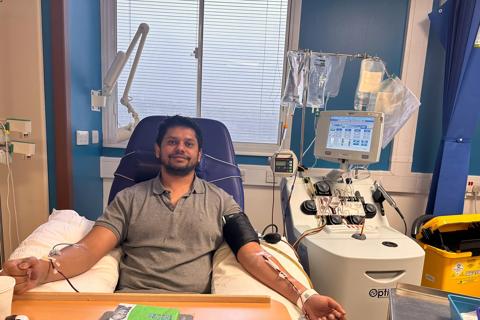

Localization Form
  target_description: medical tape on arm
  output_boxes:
[256,251,319,312]
[255,252,307,307]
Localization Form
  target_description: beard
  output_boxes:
[161,154,198,177]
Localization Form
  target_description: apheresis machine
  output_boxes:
[280,111,425,320]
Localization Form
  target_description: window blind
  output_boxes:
[116,0,288,144]
[117,0,199,127]
[201,0,288,143]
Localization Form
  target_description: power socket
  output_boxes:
[465,179,480,198]
[6,118,32,136]
[466,181,475,194]
[10,140,35,157]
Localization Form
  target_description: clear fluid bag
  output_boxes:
[354,58,385,111]
[373,76,421,148]
[307,53,347,109]
[282,51,308,106]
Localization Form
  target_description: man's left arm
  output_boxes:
[219,193,346,319]
[236,241,346,320]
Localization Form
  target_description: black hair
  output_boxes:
[156,115,203,149]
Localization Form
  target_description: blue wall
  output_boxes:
[412,18,444,173]
[43,0,453,219]
[41,0,103,219]
[68,0,103,220]
[295,0,409,170]
[41,0,56,211]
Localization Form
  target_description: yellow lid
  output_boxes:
[417,214,480,239]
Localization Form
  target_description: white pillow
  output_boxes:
[212,241,312,320]
[9,209,120,293]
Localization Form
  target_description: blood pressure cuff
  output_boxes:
[223,212,259,256]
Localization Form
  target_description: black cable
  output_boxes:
[271,172,275,233]
[260,173,280,241]
[394,206,407,235]
[261,224,278,236]
[49,259,79,292]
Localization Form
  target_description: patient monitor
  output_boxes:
[281,110,424,320]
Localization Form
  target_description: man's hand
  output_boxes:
[1,257,49,294]
[302,294,347,320]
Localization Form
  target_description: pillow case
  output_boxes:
[212,240,312,320]
[9,209,120,293]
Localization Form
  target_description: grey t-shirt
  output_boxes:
[95,175,241,293]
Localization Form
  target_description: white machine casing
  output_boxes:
[281,175,425,320]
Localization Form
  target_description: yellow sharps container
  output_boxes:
[416,214,480,297]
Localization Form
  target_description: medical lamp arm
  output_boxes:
[117,24,149,133]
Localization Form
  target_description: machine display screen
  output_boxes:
[275,159,292,172]
[326,116,375,152]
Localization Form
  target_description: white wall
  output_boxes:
[0,0,49,258]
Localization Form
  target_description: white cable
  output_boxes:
[9,168,20,244]
[203,153,238,168]
[302,137,316,157]
[207,175,242,183]
[1,123,21,246]
[0,123,13,250]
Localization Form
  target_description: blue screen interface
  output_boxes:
[326,116,374,152]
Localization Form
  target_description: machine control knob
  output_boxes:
[300,200,317,215]
[348,215,364,225]
[314,181,331,196]
[328,215,343,225]
[364,203,377,218]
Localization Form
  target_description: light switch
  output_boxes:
[76,130,89,145]
[92,130,99,144]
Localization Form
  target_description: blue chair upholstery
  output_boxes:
[108,116,244,209]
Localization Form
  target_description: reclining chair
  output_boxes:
[108,116,244,209]
[10,116,309,318]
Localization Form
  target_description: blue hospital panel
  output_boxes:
[412,11,480,176]
[294,0,409,170]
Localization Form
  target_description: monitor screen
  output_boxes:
[314,111,384,165]
[326,116,375,153]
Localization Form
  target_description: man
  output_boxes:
[2,116,346,320]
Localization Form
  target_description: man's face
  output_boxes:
[155,126,201,176]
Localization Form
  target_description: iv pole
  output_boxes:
[294,51,375,167]
[298,51,311,167]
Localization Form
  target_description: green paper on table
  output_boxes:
[109,304,180,320]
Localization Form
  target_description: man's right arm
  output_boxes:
[1,226,118,294]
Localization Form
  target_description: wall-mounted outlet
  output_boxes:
[265,170,282,185]
[465,178,480,198]
[11,140,35,157]
[76,130,89,145]
[466,181,475,194]
[91,130,99,144]
[6,118,32,136]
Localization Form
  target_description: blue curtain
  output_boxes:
[426,0,480,215]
